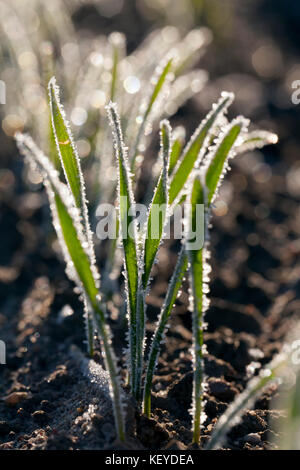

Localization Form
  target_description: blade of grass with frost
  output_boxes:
[143,245,188,417]
[269,331,300,450]
[15,133,125,442]
[277,365,300,450]
[107,102,139,396]
[236,130,278,154]
[186,173,208,444]
[135,120,171,402]
[187,119,249,444]
[206,352,287,450]
[48,76,96,354]
[130,56,173,170]
[142,120,171,290]
[169,92,234,206]
[205,117,249,204]
[49,77,88,215]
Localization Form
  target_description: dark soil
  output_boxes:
[1,0,300,450]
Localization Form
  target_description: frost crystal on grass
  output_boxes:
[237,129,278,154]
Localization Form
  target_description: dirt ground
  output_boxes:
[1,0,300,450]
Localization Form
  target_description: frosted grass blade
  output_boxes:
[135,120,171,402]
[269,329,300,450]
[206,353,287,450]
[186,119,249,443]
[107,102,139,396]
[142,120,171,290]
[186,173,208,444]
[48,76,97,354]
[277,363,300,450]
[48,77,84,209]
[143,245,188,416]
[236,130,278,154]
[15,133,125,442]
[169,92,234,206]
[205,117,249,204]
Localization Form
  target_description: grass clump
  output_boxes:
[15,53,277,445]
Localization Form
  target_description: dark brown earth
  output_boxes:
[1,0,300,450]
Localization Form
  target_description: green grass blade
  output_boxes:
[143,246,188,416]
[48,76,98,352]
[107,102,139,396]
[130,56,173,169]
[186,173,208,444]
[187,118,249,443]
[48,77,84,209]
[142,120,171,290]
[277,365,300,450]
[15,133,125,441]
[205,117,249,204]
[168,92,234,206]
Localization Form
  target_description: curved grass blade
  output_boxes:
[205,117,249,205]
[106,102,139,397]
[168,92,234,206]
[48,77,95,251]
[130,56,173,170]
[15,133,125,442]
[269,329,300,450]
[143,245,188,416]
[142,120,171,290]
[236,129,278,154]
[48,77,84,209]
[276,361,300,450]
[206,352,287,450]
[48,76,97,354]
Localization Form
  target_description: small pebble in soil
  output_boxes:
[4,391,30,406]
